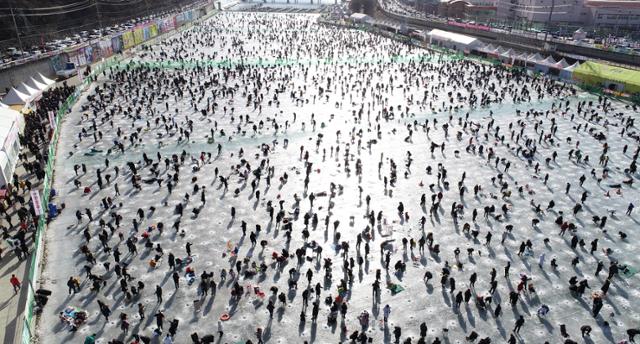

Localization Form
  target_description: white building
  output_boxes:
[426,29,484,51]
[585,0,640,28]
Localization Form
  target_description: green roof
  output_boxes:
[573,61,640,93]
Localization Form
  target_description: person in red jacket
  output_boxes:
[9,274,21,293]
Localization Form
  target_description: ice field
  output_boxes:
[37,12,640,344]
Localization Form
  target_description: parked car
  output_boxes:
[56,62,78,79]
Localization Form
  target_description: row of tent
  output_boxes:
[0,105,25,187]
[477,43,640,93]
[1,73,57,107]
[477,44,581,78]
[0,73,50,187]
[415,30,586,83]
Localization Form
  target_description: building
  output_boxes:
[439,0,498,20]
[497,0,588,24]
[496,0,640,28]
[405,0,441,15]
[585,0,640,28]
[425,28,484,51]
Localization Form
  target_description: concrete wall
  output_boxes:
[0,59,55,94]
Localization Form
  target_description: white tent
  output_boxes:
[35,73,56,86]
[513,52,530,62]
[0,112,21,187]
[501,48,515,57]
[560,61,580,80]
[16,83,40,99]
[350,13,372,24]
[479,44,495,53]
[427,29,483,52]
[534,55,556,73]
[528,53,543,62]
[492,47,506,55]
[0,107,25,133]
[554,58,570,69]
[26,77,49,92]
[500,49,516,61]
[541,56,557,66]
[2,88,31,105]
[0,151,11,188]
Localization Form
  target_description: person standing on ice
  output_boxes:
[383,304,391,323]
[513,315,524,334]
[393,326,401,343]
[538,253,545,268]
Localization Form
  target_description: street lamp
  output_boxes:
[543,0,555,44]
[9,0,24,53]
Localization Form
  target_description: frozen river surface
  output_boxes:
[38,12,640,344]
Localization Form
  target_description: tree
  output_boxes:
[349,0,363,13]
[362,0,376,15]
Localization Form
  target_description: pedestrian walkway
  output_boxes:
[0,161,41,344]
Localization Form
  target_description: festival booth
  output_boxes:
[476,44,495,58]
[485,46,505,60]
[499,48,517,65]
[548,58,569,77]
[560,62,580,81]
[426,29,483,53]
[525,53,543,70]
[0,109,22,187]
[16,83,41,101]
[534,56,556,74]
[35,73,56,87]
[2,88,31,107]
[512,52,531,68]
[350,13,373,25]
[0,107,25,133]
[26,77,49,92]
[573,61,640,93]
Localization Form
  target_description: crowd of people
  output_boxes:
[1,84,74,276]
[33,11,640,344]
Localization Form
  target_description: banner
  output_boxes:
[99,39,113,58]
[123,31,135,49]
[67,51,80,67]
[47,110,56,129]
[49,54,65,72]
[143,26,151,41]
[163,17,176,32]
[149,24,159,38]
[134,28,144,45]
[176,13,185,26]
[84,45,95,64]
[76,47,87,66]
[111,35,123,53]
[30,190,43,216]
